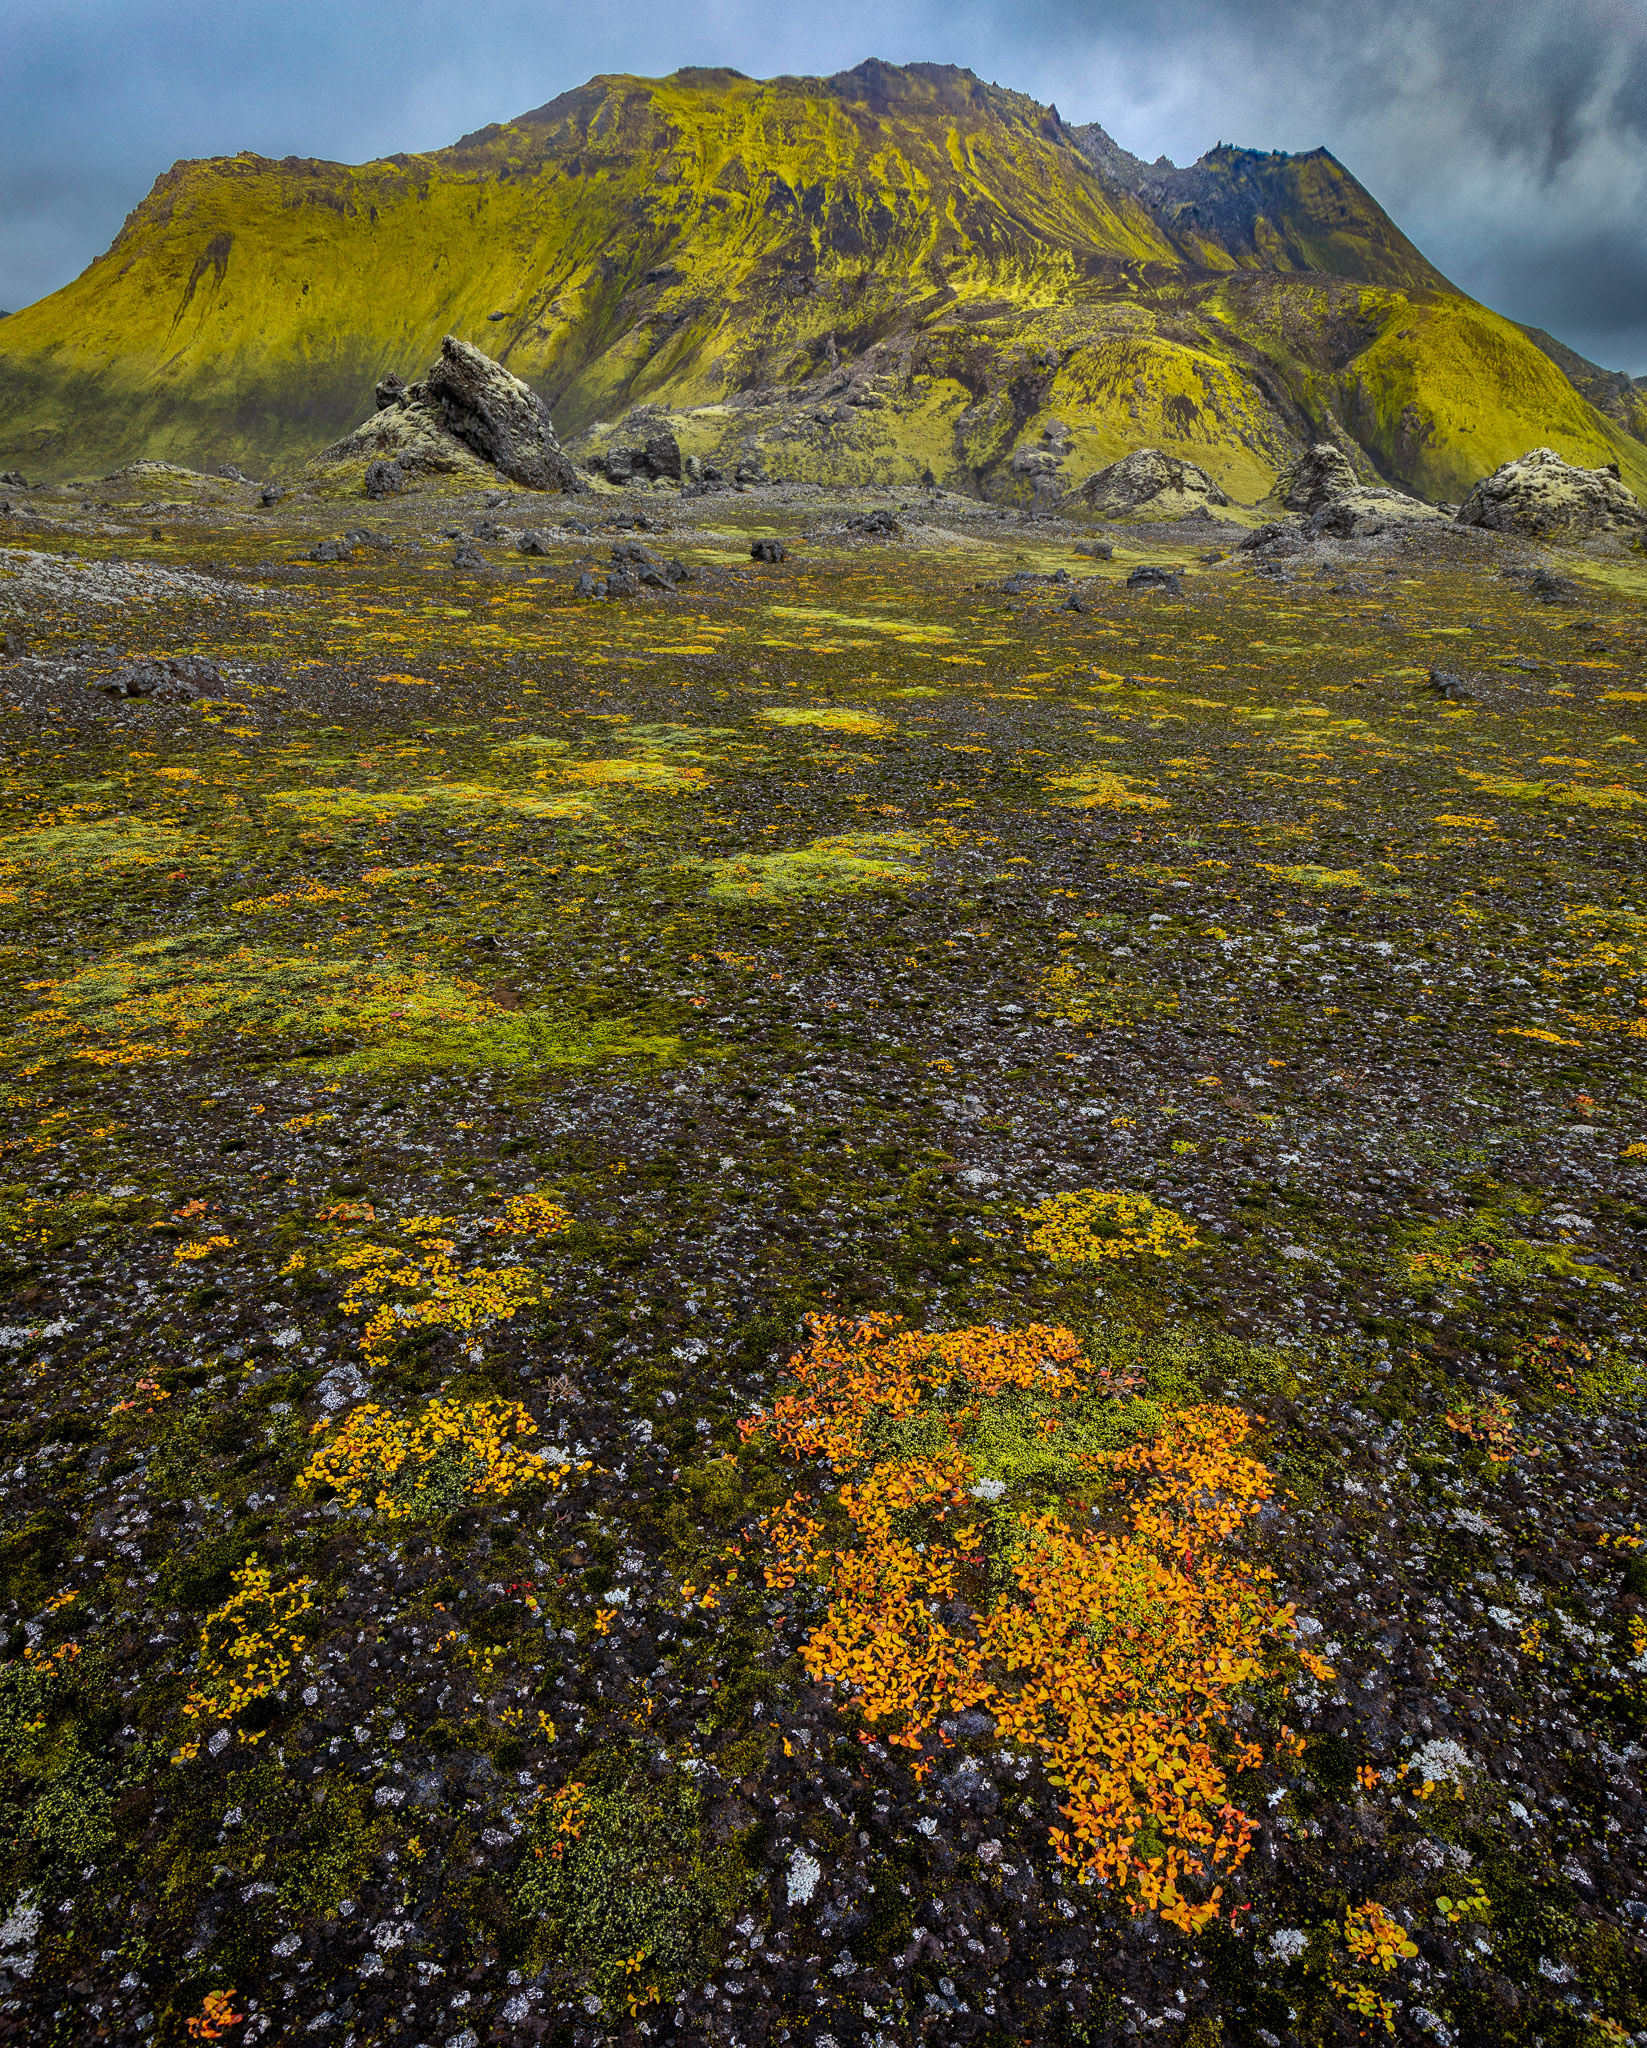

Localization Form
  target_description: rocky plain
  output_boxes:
[1,415,1647,2048]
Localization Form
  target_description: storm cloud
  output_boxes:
[4,0,1644,371]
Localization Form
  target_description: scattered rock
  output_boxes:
[1069,448,1232,522]
[1456,446,1647,545]
[1426,668,1472,703]
[451,542,489,572]
[1126,564,1183,593]
[573,569,603,599]
[0,629,24,658]
[214,464,252,483]
[0,471,25,488]
[517,531,550,556]
[92,656,223,703]
[590,427,683,487]
[845,510,901,537]
[751,539,789,563]
[259,484,286,506]
[364,459,407,500]
[644,430,683,482]
[1530,568,1582,602]
[1073,540,1113,560]
[422,337,578,491]
[308,539,348,563]
[1237,519,1303,553]
[999,569,1071,594]
[609,542,689,588]
[374,373,407,411]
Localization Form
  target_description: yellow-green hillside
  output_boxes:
[1,58,1641,501]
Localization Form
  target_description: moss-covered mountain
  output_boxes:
[2,57,1642,502]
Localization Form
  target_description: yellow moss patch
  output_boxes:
[298,1397,572,1518]
[559,757,706,791]
[766,606,955,645]
[757,706,894,736]
[1262,863,1365,888]
[297,1201,570,1359]
[0,816,199,874]
[1020,1188,1201,1265]
[702,832,926,902]
[12,938,675,1077]
[267,783,593,821]
[1043,767,1167,810]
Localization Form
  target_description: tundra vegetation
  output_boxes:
[0,465,1644,2048]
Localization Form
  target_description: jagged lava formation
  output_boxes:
[1,60,1645,507]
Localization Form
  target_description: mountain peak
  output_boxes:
[0,59,1638,500]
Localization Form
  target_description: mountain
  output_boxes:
[1515,324,1647,445]
[1,59,1642,504]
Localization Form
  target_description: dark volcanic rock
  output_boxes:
[364,459,407,500]
[751,538,789,563]
[322,337,581,492]
[1271,441,1361,513]
[424,336,578,492]
[644,430,683,482]
[93,656,223,702]
[1126,564,1183,592]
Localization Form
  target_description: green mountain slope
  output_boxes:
[1,58,1641,503]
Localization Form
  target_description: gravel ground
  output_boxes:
[0,477,1644,2048]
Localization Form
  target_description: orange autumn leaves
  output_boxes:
[743,1315,1325,1934]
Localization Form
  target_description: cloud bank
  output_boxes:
[4,0,1644,372]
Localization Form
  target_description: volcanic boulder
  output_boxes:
[1265,440,1446,537]
[591,426,683,486]
[1456,447,1647,545]
[1270,442,1362,513]
[1068,448,1232,522]
[320,336,581,492]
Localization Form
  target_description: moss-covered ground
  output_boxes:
[0,471,1646,2046]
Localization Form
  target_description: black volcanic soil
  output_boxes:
[1,470,1646,2048]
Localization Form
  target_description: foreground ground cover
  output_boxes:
[0,477,1645,2046]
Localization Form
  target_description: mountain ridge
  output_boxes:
[1,59,1641,504]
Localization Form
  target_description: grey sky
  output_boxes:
[4,0,1645,373]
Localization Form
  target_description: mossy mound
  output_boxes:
[1457,446,1647,547]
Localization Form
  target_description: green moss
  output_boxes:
[701,832,927,904]
[320,1008,680,1076]
[515,1751,752,2011]
[26,1762,115,1861]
